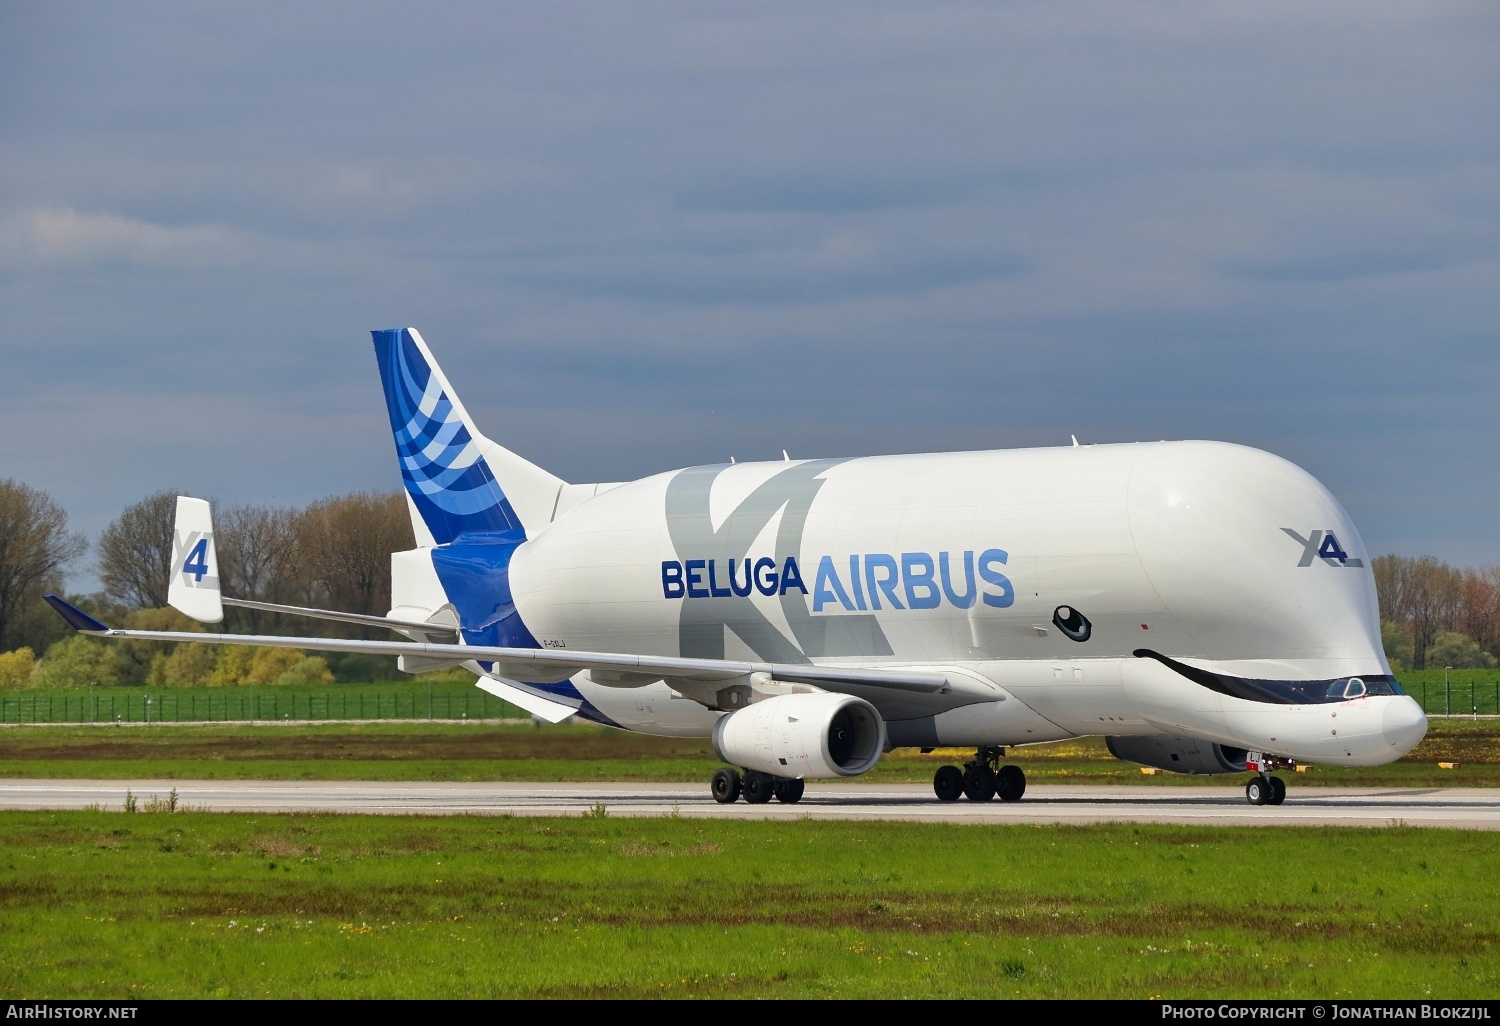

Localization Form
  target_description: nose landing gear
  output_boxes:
[933,746,1027,803]
[1244,752,1290,806]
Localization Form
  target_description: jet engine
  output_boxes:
[711,692,885,779]
[1105,735,1248,775]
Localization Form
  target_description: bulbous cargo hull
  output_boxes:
[505,439,1424,767]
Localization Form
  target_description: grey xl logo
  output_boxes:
[665,460,891,662]
[1281,528,1364,568]
[171,530,219,589]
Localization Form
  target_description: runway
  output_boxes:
[2,779,1498,828]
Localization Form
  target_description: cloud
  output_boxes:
[1,2,1497,568]
[0,207,265,269]
[675,169,994,215]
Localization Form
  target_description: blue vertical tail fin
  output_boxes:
[372,328,563,545]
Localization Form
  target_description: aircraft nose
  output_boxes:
[1382,696,1427,756]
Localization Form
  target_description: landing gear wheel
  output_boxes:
[963,766,997,802]
[711,767,742,804]
[1245,777,1270,806]
[743,771,775,804]
[933,765,964,802]
[1268,776,1286,805]
[773,777,805,804]
[995,764,1027,802]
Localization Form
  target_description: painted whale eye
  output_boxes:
[1052,605,1091,642]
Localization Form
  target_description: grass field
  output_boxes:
[0,810,1495,999]
[0,718,1496,787]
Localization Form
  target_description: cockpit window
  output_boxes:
[1263,674,1398,703]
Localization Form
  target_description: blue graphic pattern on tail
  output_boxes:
[372,328,522,544]
[371,330,614,725]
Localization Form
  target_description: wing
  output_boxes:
[220,597,460,642]
[44,595,953,699]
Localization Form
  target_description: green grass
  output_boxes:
[0,718,1496,787]
[0,811,1495,998]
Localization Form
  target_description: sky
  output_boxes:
[1,1,1497,591]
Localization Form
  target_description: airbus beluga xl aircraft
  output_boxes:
[47,328,1428,807]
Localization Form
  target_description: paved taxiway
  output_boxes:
[2,779,1497,828]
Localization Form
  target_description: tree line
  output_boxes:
[1372,555,1500,670]
[0,480,414,688]
[2,477,1498,685]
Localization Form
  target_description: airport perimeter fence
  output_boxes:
[1410,676,1500,718]
[0,688,529,725]
[2,676,1496,725]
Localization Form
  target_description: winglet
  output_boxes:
[168,496,223,623]
[43,595,111,633]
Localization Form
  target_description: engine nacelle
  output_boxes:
[711,693,885,779]
[1106,735,1248,775]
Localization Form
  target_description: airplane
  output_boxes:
[46,327,1428,807]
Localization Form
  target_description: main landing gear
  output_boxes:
[933,746,1026,803]
[1244,751,1289,806]
[711,766,804,805]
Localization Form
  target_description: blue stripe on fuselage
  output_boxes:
[431,531,621,728]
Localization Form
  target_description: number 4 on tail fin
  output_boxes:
[182,537,210,581]
[168,496,223,623]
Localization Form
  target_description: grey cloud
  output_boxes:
[0,207,272,270]
[674,170,1000,215]
[2,0,1498,587]
[487,241,1033,304]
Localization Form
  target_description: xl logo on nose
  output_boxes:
[1281,528,1364,568]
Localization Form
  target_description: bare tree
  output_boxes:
[97,490,179,609]
[1371,554,1413,625]
[1406,556,1462,670]
[1459,566,1500,657]
[0,480,87,651]
[215,504,302,633]
[296,491,413,617]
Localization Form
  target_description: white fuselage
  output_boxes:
[399,439,1425,767]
